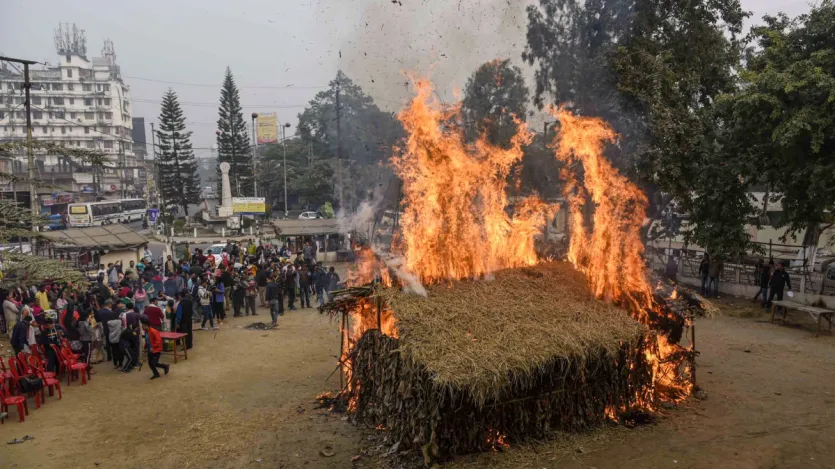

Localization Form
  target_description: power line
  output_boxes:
[123,75,329,90]
[0,103,24,124]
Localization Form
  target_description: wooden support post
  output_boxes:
[339,312,346,390]
[690,318,697,388]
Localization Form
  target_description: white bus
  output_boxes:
[68,201,123,227]
[119,198,147,222]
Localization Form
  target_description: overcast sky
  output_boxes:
[0,0,813,153]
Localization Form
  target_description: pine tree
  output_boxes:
[156,89,201,216]
[216,67,252,197]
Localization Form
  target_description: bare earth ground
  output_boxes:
[2,293,835,469]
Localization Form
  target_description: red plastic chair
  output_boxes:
[26,353,55,381]
[28,358,61,402]
[0,380,28,423]
[6,357,40,410]
[60,338,81,361]
[16,352,34,375]
[52,345,88,386]
[30,344,46,363]
[0,358,13,387]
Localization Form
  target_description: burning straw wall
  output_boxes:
[337,263,654,460]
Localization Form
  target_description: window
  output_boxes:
[48,112,54,119]
[84,98,92,106]
[104,98,111,106]
[67,84,74,91]
[32,96,41,105]
[97,99,102,106]
[69,98,74,105]
[105,112,112,120]
[84,112,94,120]
[55,111,65,119]
[100,126,109,134]
[61,127,67,135]
[0,111,4,120]
[15,112,24,119]
[14,97,23,105]
[51,127,56,133]
[84,127,90,134]
[42,126,47,134]
[53,97,64,105]
[70,112,77,119]
[33,111,42,119]
[96,84,102,91]
[103,140,113,149]
[86,141,94,149]
[103,84,110,92]
[66,55,71,63]
[52,83,62,91]
[82,84,92,92]
[67,69,73,78]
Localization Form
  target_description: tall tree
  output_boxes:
[296,71,403,211]
[524,0,751,255]
[722,3,835,262]
[216,67,252,197]
[156,89,201,216]
[461,59,530,148]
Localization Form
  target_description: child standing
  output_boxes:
[140,317,169,380]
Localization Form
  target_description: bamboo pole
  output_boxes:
[340,311,346,390]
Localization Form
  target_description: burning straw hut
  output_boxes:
[325,262,659,460]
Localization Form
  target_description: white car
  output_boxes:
[205,243,227,265]
[299,211,320,220]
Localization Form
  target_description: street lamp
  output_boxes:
[251,113,259,197]
[282,122,291,218]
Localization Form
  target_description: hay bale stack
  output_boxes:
[347,262,653,460]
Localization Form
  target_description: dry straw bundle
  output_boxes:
[341,262,656,461]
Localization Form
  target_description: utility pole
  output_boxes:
[251,113,258,197]
[282,123,290,217]
[335,81,343,213]
[1,56,41,231]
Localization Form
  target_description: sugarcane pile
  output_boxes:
[323,262,662,462]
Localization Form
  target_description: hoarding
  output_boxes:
[256,113,278,144]
[232,197,266,214]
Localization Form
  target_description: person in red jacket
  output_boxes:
[140,317,169,380]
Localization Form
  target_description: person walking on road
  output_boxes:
[767,262,792,313]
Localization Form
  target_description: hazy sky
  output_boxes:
[0,0,813,153]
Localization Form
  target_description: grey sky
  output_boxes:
[0,0,813,153]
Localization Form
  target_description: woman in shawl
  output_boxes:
[175,292,194,349]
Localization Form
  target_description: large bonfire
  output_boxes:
[322,76,695,462]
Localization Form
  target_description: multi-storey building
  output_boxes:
[0,25,138,206]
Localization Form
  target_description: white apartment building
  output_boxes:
[0,31,139,203]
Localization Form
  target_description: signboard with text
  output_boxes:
[232,197,266,214]
[256,113,278,144]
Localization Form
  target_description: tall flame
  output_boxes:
[391,77,554,283]
[552,108,690,401]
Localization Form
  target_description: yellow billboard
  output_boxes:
[256,113,278,144]
[232,197,266,214]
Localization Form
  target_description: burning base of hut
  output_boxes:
[325,262,691,462]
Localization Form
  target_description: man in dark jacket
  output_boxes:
[298,265,312,309]
[11,316,31,355]
[698,256,710,295]
[767,262,792,312]
[313,265,329,307]
[265,273,284,326]
[756,261,772,307]
[96,299,119,362]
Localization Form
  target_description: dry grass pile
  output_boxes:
[347,262,655,461]
[380,262,647,405]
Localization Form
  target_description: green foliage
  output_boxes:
[216,67,253,197]
[0,141,106,286]
[524,0,752,255]
[156,89,201,216]
[461,59,529,148]
[722,3,835,247]
[296,71,403,211]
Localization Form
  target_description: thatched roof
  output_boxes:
[379,262,647,405]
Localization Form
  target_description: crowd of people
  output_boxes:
[698,254,792,308]
[0,239,344,381]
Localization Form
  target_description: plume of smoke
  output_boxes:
[372,247,427,297]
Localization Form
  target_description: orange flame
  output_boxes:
[552,108,690,403]
[391,77,555,284]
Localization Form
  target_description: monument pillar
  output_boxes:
[218,162,234,217]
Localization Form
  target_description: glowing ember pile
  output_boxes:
[321,75,695,462]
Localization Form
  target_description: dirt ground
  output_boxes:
[2,293,835,469]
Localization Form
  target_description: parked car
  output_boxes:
[299,211,321,220]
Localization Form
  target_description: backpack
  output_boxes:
[107,319,123,344]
